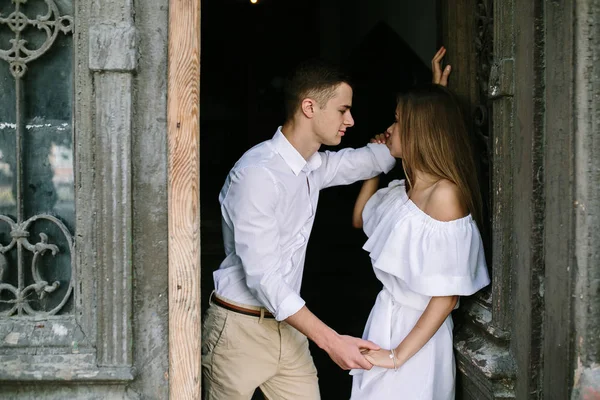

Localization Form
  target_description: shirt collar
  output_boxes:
[271,127,322,175]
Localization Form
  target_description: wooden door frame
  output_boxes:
[167,0,202,398]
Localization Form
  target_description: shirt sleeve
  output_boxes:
[221,166,305,320]
[314,143,396,190]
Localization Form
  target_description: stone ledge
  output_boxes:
[0,317,88,350]
[0,354,134,382]
[463,299,511,341]
[454,324,516,399]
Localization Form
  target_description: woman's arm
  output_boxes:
[362,295,458,369]
[352,176,379,229]
[393,295,457,365]
[352,132,391,228]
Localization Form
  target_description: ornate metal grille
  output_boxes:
[0,0,74,317]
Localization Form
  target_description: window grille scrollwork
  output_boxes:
[0,214,73,317]
[0,0,74,318]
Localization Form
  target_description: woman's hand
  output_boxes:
[432,46,451,87]
[360,348,401,370]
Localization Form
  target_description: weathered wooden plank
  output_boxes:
[440,0,478,106]
[441,1,517,398]
[543,0,575,398]
[168,0,202,398]
[512,0,546,398]
[490,0,515,336]
[572,0,600,397]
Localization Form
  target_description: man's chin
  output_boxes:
[329,136,343,146]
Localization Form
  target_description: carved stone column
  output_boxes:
[86,1,137,371]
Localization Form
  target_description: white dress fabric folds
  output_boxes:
[350,180,490,400]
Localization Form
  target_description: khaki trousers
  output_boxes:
[202,299,320,400]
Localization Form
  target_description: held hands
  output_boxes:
[326,334,380,370]
[361,348,402,370]
[432,46,451,87]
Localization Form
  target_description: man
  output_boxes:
[203,51,451,400]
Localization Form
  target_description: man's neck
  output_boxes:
[281,121,321,161]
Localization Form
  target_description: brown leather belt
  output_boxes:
[212,295,275,319]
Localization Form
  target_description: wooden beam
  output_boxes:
[168,0,201,398]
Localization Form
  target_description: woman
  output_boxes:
[349,81,490,399]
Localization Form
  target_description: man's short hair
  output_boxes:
[283,59,351,121]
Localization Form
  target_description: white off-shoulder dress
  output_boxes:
[350,180,490,400]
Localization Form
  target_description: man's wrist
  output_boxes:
[314,328,339,353]
[367,143,396,173]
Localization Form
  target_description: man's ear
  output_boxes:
[301,98,316,118]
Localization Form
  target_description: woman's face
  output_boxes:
[386,111,403,158]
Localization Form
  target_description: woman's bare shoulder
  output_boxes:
[425,179,468,221]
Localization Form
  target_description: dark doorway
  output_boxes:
[200,1,437,398]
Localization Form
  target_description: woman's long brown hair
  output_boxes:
[397,84,483,229]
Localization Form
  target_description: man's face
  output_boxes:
[312,83,355,146]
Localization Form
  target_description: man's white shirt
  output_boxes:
[214,127,396,320]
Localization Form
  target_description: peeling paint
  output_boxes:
[0,122,17,130]
[52,324,68,337]
[55,370,74,380]
[4,332,20,345]
[25,123,53,129]
[0,122,71,131]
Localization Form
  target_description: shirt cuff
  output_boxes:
[274,292,306,321]
[366,143,396,173]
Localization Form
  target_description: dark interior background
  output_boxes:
[200,0,438,398]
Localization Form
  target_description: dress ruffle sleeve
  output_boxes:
[362,180,490,297]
